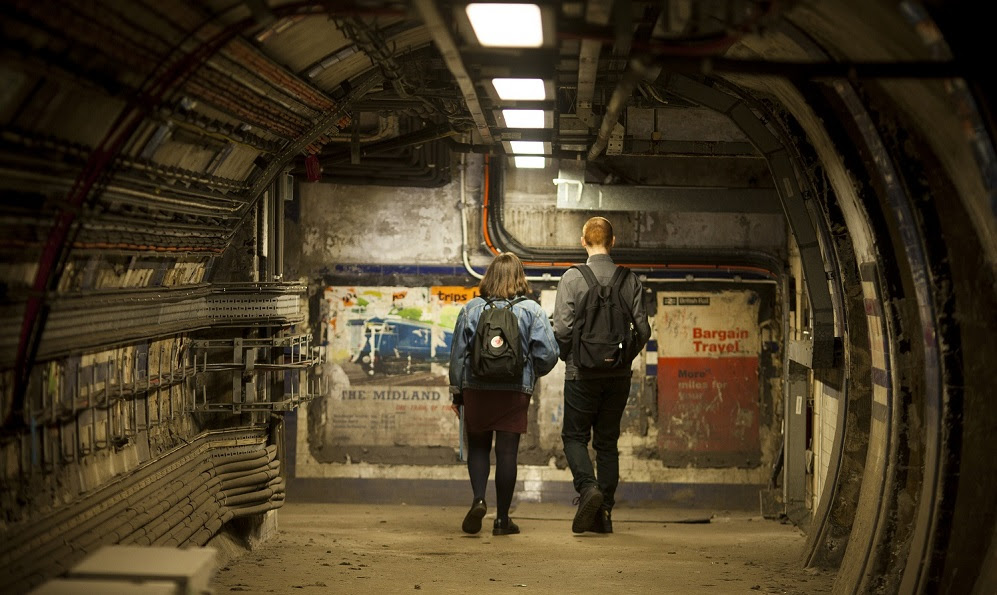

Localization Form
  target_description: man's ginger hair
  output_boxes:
[582,216,614,249]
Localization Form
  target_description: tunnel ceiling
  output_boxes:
[1,0,987,305]
[2,0,983,377]
[3,4,997,594]
[0,0,812,194]
[0,0,971,196]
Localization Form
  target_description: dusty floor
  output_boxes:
[210,502,836,594]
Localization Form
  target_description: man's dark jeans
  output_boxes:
[561,376,632,510]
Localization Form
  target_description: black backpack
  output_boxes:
[571,265,637,370]
[470,296,527,381]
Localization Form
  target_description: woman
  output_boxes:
[448,252,559,535]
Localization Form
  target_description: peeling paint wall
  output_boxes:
[501,166,786,257]
[288,181,465,276]
[288,162,783,497]
[295,283,780,494]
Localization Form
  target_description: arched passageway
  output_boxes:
[1,2,994,593]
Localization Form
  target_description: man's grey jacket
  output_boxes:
[552,253,652,380]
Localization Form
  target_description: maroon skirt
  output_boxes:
[463,388,531,434]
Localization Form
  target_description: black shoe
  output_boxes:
[492,517,520,536]
[587,507,613,534]
[572,485,604,534]
[462,498,487,534]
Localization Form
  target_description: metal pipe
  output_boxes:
[142,350,150,431]
[129,352,138,436]
[103,360,111,447]
[148,486,220,547]
[90,364,98,449]
[158,495,224,547]
[2,455,212,579]
[214,454,272,475]
[588,57,659,160]
[119,355,127,439]
[459,152,484,281]
[218,468,279,491]
[157,345,163,425]
[318,123,458,166]
[413,0,492,144]
[95,468,219,547]
[0,429,265,560]
[115,157,249,191]
[168,342,175,421]
[0,165,244,214]
[228,500,284,519]
[1,431,270,591]
[188,513,228,547]
[223,487,281,507]
[9,12,263,422]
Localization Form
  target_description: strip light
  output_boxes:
[509,141,544,154]
[502,109,545,128]
[466,4,543,48]
[514,156,546,168]
[492,78,546,100]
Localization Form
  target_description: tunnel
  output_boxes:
[1,1,995,593]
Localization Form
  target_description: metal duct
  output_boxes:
[413,0,493,144]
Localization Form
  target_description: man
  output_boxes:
[552,216,651,534]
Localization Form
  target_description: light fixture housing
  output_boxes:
[492,78,546,101]
[509,140,545,154]
[466,3,543,48]
[501,109,546,128]
[514,156,546,168]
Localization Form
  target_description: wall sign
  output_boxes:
[656,290,761,467]
[316,285,475,450]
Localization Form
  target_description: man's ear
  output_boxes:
[580,235,588,248]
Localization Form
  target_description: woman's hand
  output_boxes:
[450,403,461,417]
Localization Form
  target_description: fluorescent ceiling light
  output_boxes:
[509,141,544,154]
[492,78,546,100]
[502,109,545,128]
[514,156,546,168]
[466,3,543,48]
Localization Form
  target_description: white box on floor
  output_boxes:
[31,578,180,594]
[66,545,217,595]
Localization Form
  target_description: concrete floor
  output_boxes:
[210,502,835,594]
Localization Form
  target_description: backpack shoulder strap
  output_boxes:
[575,264,599,288]
[485,296,525,309]
[610,266,636,322]
[610,265,630,288]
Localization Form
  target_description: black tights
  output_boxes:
[467,430,521,520]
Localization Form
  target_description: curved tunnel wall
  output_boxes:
[715,6,997,593]
[0,2,996,594]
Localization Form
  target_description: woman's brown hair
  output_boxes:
[478,252,531,299]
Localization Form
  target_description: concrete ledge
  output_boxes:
[289,477,763,511]
[67,545,217,595]
[30,579,178,595]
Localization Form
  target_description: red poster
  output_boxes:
[657,357,760,466]
[656,292,761,467]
